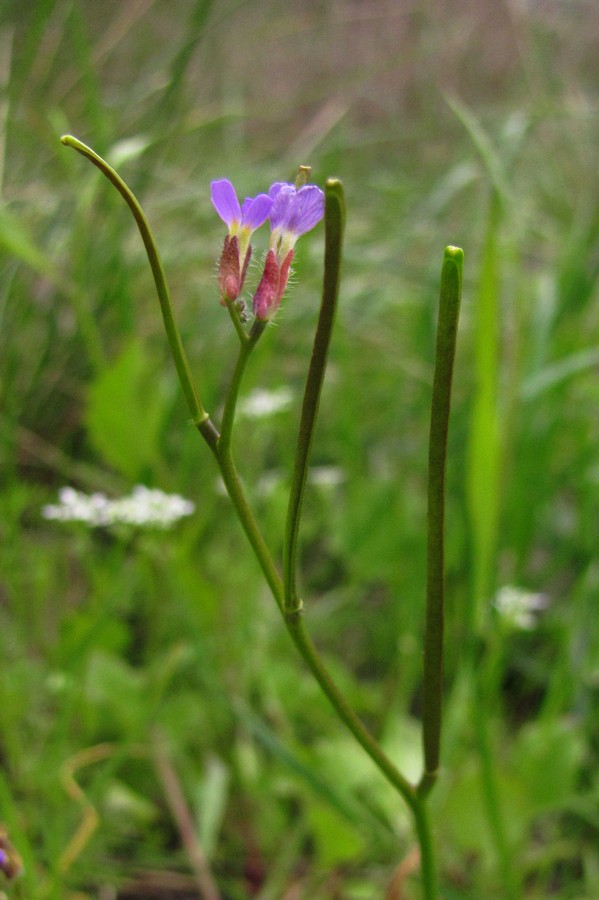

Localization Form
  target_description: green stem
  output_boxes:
[60,134,208,427]
[209,413,417,811]
[412,798,437,900]
[226,296,251,345]
[283,611,416,809]
[215,446,284,612]
[212,443,439,898]
[283,179,344,613]
[219,320,265,453]
[206,432,413,815]
[418,247,463,796]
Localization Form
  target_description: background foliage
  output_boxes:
[1,0,599,897]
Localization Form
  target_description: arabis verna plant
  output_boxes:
[60,134,462,900]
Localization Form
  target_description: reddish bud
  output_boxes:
[217,235,241,304]
[253,249,279,320]
[253,249,294,321]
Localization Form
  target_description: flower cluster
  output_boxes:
[211,174,324,321]
[42,485,195,530]
[237,386,294,419]
[493,585,548,630]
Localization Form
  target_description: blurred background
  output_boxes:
[2,0,599,897]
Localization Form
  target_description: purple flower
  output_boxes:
[211,179,272,236]
[211,179,273,303]
[252,181,324,321]
[268,182,325,254]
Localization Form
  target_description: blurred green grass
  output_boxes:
[2,0,599,897]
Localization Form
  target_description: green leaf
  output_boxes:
[439,761,528,864]
[85,650,147,736]
[0,203,59,278]
[306,801,365,868]
[521,347,599,401]
[85,338,171,480]
[103,779,159,830]
[195,755,230,860]
[511,717,585,814]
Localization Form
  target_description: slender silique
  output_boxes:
[419,246,463,798]
[59,135,209,431]
[283,179,344,614]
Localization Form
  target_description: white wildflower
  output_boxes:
[255,469,284,497]
[42,485,195,530]
[238,386,293,419]
[309,466,346,487]
[493,585,548,630]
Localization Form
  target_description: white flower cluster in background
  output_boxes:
[237,386,293,419]
[42,485,195,530]
[493,585,548,630]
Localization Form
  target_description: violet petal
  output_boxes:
[286,185,325,236]
[241,193,273,230]
[268,181,288,200]
[211,179,241,229]
[269,183,295,230]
